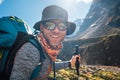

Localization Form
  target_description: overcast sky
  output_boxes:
[0,0,92,30]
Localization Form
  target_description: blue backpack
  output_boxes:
[0,16,45,80]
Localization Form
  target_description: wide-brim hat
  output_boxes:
[33,5,76,35]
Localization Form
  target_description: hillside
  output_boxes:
[59,0,120,66]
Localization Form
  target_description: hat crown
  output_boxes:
[42,5,68,21]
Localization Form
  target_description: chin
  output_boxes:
[51,45,58,49]
[50,43,59,48]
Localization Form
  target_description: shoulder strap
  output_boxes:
[1,32,31,80]
[29,37,46,62]
[28,37,46,80]
[1,35,45,80]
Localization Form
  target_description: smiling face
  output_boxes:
[40,20,67,49]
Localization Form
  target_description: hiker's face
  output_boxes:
[40,20,66,49]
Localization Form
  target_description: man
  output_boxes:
[10,5,80,80]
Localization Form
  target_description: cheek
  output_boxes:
[43,31,50,39]
[61,31,66,37]
[42,28,50,36]
[58,31,66,41]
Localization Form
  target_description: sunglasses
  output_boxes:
[41,21,68,31]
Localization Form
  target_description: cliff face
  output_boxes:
[81,35,120,65]
[78,0,120,65]
[60,0,120,66]
[79,0,120,39]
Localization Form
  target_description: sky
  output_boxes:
[0,0,92,31]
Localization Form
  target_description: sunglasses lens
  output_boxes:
[58,23,67,31]
[45,22,55,30]
[42,21,67,31]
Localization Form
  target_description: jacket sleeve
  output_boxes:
[10,42,40,80]
[54,61,70,71]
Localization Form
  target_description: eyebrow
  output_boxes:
[50,20,63,23]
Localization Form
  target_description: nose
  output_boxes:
[53,26,60,33]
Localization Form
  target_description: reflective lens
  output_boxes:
[58,23,67,31]
[42,21,67,31]
[45,22,55,30]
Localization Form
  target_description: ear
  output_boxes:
[40,24,44,32]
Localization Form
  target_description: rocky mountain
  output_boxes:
[65,19,83,39]
[79,0,120,38]
[60,0,120,66]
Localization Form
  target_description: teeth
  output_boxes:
[51,36,59,38]
[53,36,58,38]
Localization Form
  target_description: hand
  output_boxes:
[70,55,80,67]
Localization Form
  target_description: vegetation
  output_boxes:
[49,65,120,80]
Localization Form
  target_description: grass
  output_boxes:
[49,65,120,80]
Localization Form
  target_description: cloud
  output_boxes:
[76,0,93,3]
[0,0,3,4]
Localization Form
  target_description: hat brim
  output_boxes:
[33,21,76,35]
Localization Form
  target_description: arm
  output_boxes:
[54,61,70,71]
[54,55,80,71]
[10,42,40,80]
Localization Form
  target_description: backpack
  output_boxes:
[0,16,45,80]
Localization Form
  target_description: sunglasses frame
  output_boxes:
[41,20,68,31]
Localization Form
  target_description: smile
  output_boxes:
[51,55,57,57]
[50,35,59,38]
